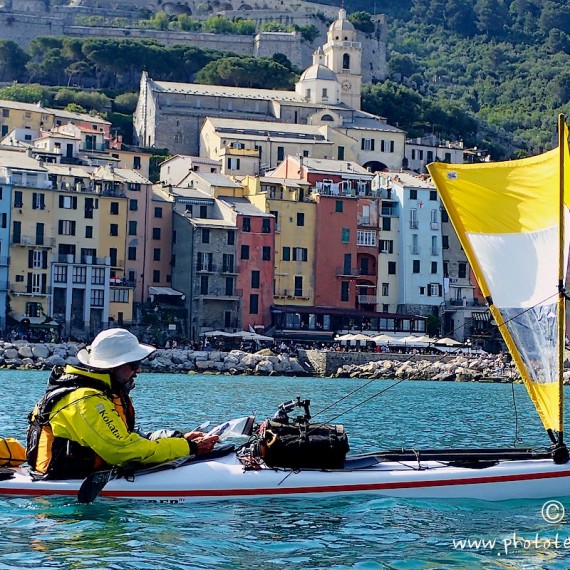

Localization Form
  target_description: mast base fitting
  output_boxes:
[552,444,570,464]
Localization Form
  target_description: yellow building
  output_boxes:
[0,148,136,338]
[244,175,316,307]
[200,117,356,176]
[5,153,54,328]
[0,100,54,138]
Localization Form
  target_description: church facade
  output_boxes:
[134,9,405,172]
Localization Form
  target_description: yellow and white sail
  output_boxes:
[428,119,570,437]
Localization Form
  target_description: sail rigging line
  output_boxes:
[510,380,523,447]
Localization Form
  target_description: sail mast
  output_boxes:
[557,113,566,451]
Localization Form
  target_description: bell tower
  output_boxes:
[323,9,362,110]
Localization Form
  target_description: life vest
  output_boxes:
[27,365,135,480]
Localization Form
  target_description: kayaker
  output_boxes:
[26,328,218,479]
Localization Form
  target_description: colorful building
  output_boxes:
[219,197,275,331]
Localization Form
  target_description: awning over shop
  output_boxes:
[275,330,335,342]
[471,311,491,321]
[148,287,185,303]
[8,311,60,329]
[149,287,184,297]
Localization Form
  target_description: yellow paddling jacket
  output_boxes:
[27,365,190,479]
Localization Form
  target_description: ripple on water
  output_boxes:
[2,372,570,569]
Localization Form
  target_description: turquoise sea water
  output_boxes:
[1,370,570,569]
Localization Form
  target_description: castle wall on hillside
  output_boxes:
[0,1,387,82]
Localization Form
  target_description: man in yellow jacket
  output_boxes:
[27,328,218,479]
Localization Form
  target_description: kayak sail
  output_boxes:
[428,115,570,458]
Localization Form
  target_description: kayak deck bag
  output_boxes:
[258,419,349,469]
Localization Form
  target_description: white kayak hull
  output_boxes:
[1,453,570,503]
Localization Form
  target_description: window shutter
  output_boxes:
[371,139,375,151]
[72,196,77,209]
[27,273,32,293]
[28,250,33,268]
[42,251,47,269]
[58,220,63,234]
[32,193,37,209]
[41,273,47,294]
[59,195,64,208]
[438,284,443,297]
[427,286,432,297]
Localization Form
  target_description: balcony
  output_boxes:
[196,263,238,274]
[410,220,419,229]
[198,287,241,300]
[381,207,394,216]
[274,289,313,300]
[82,142,107,152]
[12,235,55,247]
[337,42,362,49]
[223,146,260,157]
[358,295,377,304]
[9,283,52,296]
[335,266,361,277]
[57,254,110,265]
[431,222,439,230]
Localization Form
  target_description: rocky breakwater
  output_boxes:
[0,341,308,376]
[334,354,522,383]
[145,348,308,375]
[335,353,570,383]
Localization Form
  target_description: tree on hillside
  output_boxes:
[195,56,296,89]
[0,84,50,105]
[348,11,375,34]
[474,0,508,37]
[0,40,29,82]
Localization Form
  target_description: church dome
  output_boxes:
[299,63,338,82]
[329,9,355,33]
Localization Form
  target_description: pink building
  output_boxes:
[221,198,275,331]
[314,194,359,308]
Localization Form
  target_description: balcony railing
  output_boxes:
[358,295,377,304]
[223,146,260,157]
[12,235,56,247]
[410,220,419,229]
[57,255,110,265]
[9,283,52,295]
[198,287,241,299]
[274,289,313,299]
[335,267,361,277]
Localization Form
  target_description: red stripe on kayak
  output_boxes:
[3,469,570,499]
[100,469,570,499]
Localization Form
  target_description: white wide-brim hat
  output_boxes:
[77,328,156,369]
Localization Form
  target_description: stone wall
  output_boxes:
[300,349,452,377]
[0,2,387,81]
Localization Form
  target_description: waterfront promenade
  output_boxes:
[0,339,539,382]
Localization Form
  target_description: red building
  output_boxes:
[221,198,275,331]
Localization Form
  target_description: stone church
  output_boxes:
[134,9,405,172]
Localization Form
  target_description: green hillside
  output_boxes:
[334,0,570,157]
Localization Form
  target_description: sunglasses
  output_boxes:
[127,360,142,371]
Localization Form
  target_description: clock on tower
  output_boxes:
[341,80,352,92]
